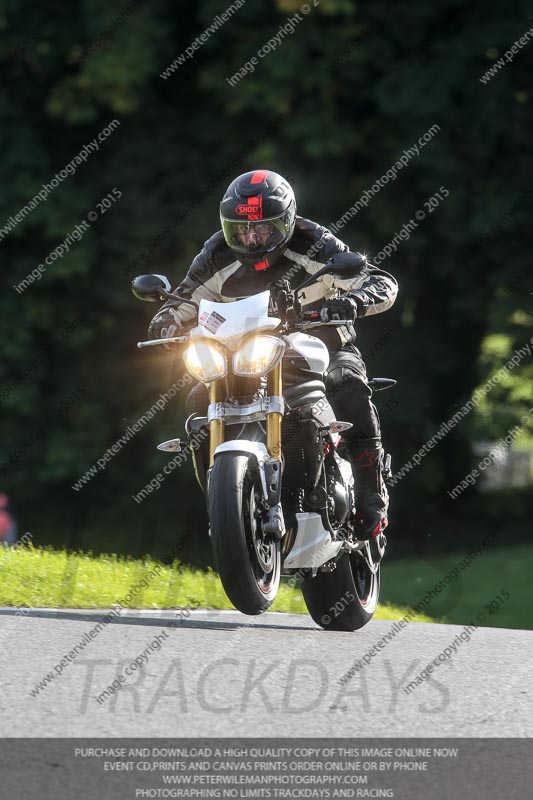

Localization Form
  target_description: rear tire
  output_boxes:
[301,551,380,631]
[209,453,280,615]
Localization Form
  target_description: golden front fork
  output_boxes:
[209,381,225,466]
[209,366,283,465]
[266,362,283,460]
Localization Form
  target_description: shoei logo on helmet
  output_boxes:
[236,204,260,215]
[235,194,263,219]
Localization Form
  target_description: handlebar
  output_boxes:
[296,320,350,329]
[137,308,349,348]
[137,335,190,348]
[296,309,353,329]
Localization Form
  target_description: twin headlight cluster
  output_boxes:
[183,336,286,383]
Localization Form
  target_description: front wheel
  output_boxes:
[208,453,281,615]
[301,551,380,631]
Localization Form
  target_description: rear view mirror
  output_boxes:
[131,274,171,302]
[295,252,366,292]
[326,251,366,278]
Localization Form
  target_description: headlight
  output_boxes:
[233,336,285,377]
[183,341,227,383]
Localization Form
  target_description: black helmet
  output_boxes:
[220,170,296,270]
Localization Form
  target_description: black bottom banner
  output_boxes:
[1,738,531,799]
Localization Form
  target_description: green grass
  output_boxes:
[0,545,431,622]
[380,543,533,630]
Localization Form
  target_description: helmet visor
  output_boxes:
[221,207,294,256]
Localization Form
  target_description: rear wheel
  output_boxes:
[301,550,380,631]
[209,453,280,615]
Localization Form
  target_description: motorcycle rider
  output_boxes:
[148,170,398,542]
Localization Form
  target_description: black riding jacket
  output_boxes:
[156,217,398,349]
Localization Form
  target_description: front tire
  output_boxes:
[209,453,281,615]
[301,551,380,631]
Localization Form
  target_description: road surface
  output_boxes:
[1,607,531,736]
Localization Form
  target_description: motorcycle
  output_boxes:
[132,253,395,631]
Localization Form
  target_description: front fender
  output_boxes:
[213,440,270,498]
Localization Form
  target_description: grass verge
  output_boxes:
[0,545,431,622]
[380,543,533,630]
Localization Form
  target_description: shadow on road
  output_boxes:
[0,607,318,632]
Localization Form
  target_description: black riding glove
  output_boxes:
[320,297,358,323]
[147,306,182,340]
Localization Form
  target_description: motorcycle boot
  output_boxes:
[345,436,389,543]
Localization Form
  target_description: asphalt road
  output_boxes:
[1,607,531,736]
